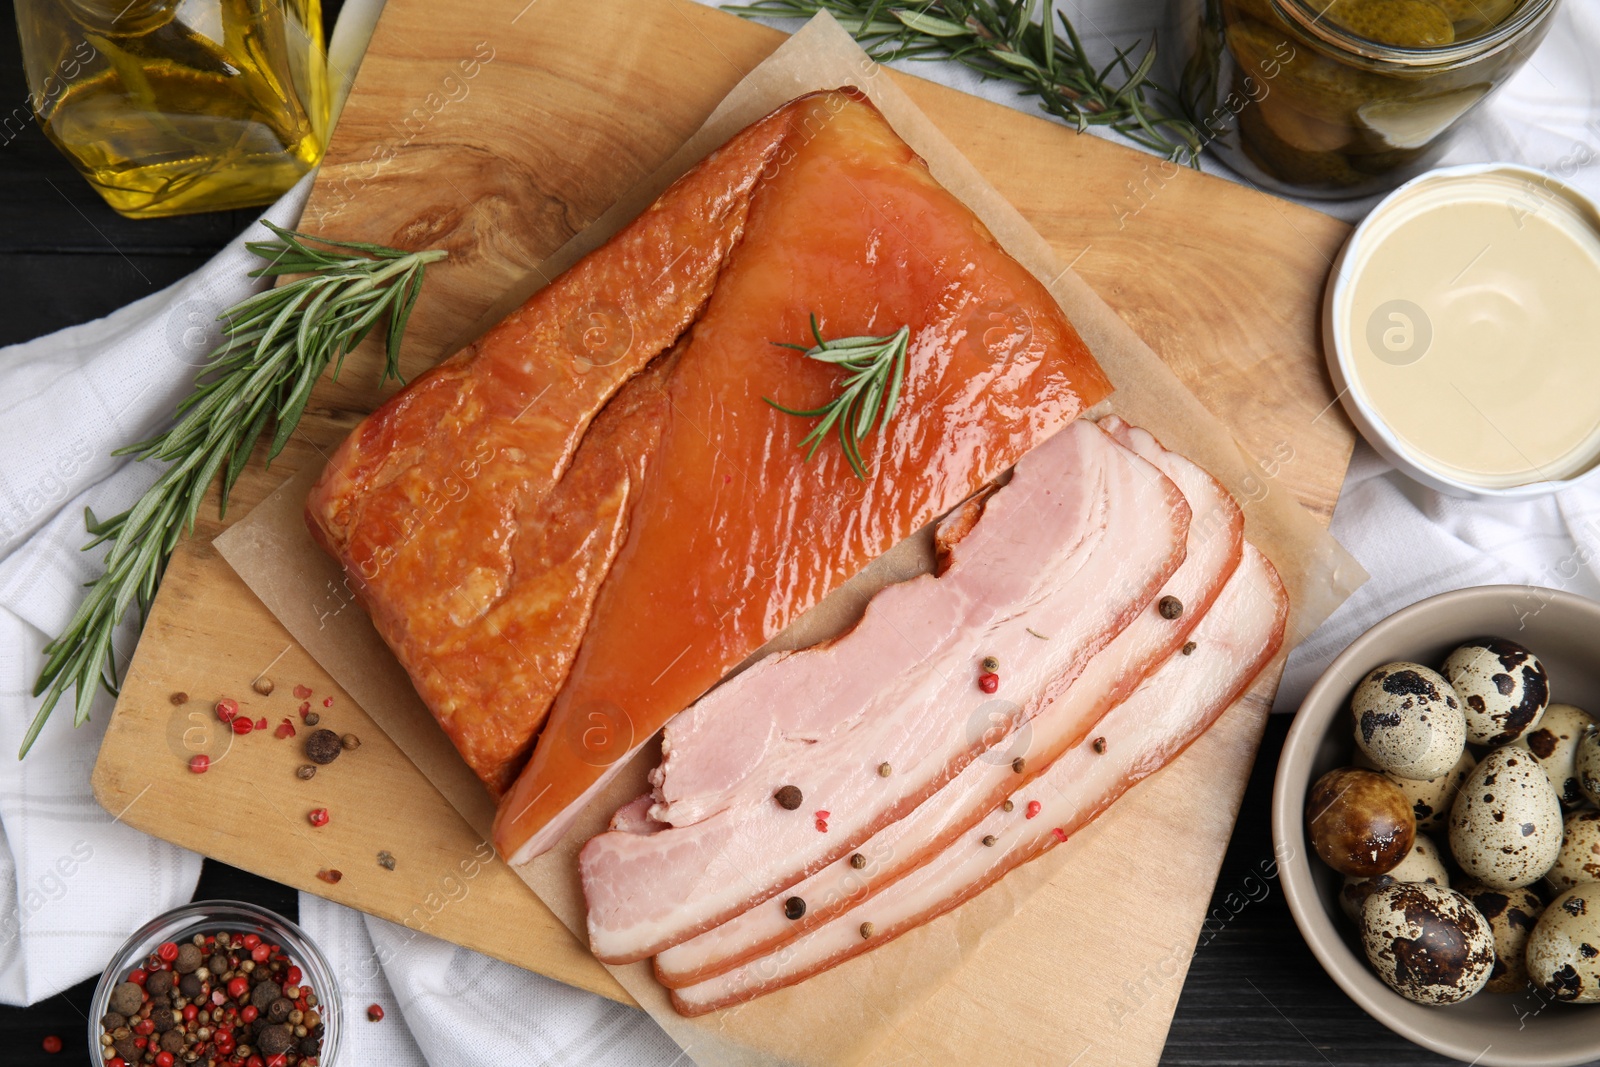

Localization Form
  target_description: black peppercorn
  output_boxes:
[208,954,228,975]
[1092,736,1107,754]
[783,896,806,920]
[150,1005,176,1032]
[100,1012,126,1032]
[179,972,202,999]
[1182,641,1197,655]
[251,979,282,1010]
[109,982,143,1016]
[113,1035,139,1062]
[305,729,342,765]
[160,1028,186,1053]
[174,942,203,974]
[1158,595,1183,620]
[146,970,175,997]
[1011,757,1025,774]
[257,1023,295,1057]
[267,997,294,1024]
[773,785,803,810]
[849,853,865,869]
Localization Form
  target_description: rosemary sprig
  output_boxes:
[729,0,1203,163]
[21,223,446,757]
[765,315,910,479]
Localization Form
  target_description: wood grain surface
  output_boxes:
[92,0,1357,1058]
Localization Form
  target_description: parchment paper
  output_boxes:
[216,12,1365,1066]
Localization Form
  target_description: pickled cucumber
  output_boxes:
[1238,93,1367,187]
[1227,18,1399,125]
[1430,0,1519,22]
[1356,85,1488,148]
[1322,0,1456,47]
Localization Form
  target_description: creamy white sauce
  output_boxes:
[1345,170,1600,489]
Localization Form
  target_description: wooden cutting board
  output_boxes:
[92,0,1357,1057]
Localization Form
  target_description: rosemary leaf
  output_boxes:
[729,0,1202,163]
[19,224,446,758]
[765,315,911,480]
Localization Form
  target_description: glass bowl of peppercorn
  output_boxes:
[88,899,340,1066]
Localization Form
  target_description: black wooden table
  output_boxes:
[0,12,1493,1067]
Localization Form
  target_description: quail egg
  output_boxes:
[1578,726,1600,808]
[1442,637,1550,746]
[1359,882,1496,1005]
[1351,662,1467,780]
[1520,703,1598,809]
[1307,767,1416,877]
[1358,747,1475,836]
[1526,884,1600,1004]
[1339,834,1449,924]
[1547,809,1600,893]
[1454,880,1544,994]
[1448,746,1563,890]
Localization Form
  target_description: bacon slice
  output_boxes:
[651,417,1243,987]
[579,419,1191,964]
[668,544,1287,1016]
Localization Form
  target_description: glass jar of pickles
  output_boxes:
[1177,0,1559,198]
[14,0,329,219]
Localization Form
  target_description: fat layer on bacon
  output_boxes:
[669,543,1288,1016]
[652,416,1244,987]
[580,419,1191,964]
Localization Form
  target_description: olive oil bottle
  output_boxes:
[15,0,329,218]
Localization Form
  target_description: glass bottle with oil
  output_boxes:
[15,0,329,218]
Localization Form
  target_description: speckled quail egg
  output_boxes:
[1358,747,1475,836]
[1454,880,1544,994]
[1441,637,1550,746]
[1578,726,1600,808]
[1547,809,1600,893]
[1307,767,1416,877]
[1339,834,1450,923]
[1449,746,1564,890]
[1526,884,1600,1003]
[1351,662,1467,780]
[1359,882,1496,1005]
[1520,703,1598,809]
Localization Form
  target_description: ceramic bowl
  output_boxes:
[1274,584,1600,1066]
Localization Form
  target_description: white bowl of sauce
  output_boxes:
[1325,163,1600,498]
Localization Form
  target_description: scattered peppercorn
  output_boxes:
[1002,800,1014,813]
[981,834,997,847]
[296,764,316,781]
[783,896,807,920]
[173,943,202,974]
[275,718,297,739]
[981,655,1000,673]
[187,754,210,774]
[304,710,320,726]
[252,677,275,696]
[1092,737,1107,754]
[169,692,188,706]
[377,850,396,871]
[1012,757,1025,774]
[877,762,892,778]
[253,715,267,730]
[293,684,313,700]
[849,853,866,869]
[1025,800,1041,819]
[231,716,254,735]
[1051,827,1068,843]
[340,733,361,750]
[367,1004,385,1022]
[304,729,342,765]
[1158,595,1183,620]
[774,785,803,810]
[40,1035,61,1053]
[307,808,330,828]
[323,697,334,708]
[1182,641,1197,656]
[977,671,999,694]
[316,868,342,883]
[859,922,876,939]
[215,698,239,724]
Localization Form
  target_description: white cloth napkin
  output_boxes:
[4,2,1600,1066]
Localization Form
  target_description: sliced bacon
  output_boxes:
[652,417,1243,986]
[579,419,1191,964]
[669,544,1287,1016]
